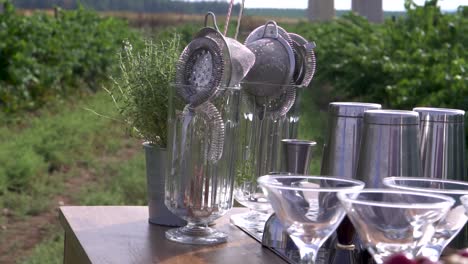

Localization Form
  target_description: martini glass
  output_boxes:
[383,177,468,260]
[338,189,454,264]
[258,175,365,263]
[462,195,468,215]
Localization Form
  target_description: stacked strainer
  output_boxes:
[242,20,317,119]
[175,12,255,162]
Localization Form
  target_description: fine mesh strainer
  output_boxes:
[242,21,295,98]
[175,13,228,107]
[176,12,254,107]
[176,37,225,107]
[289,33,316,87]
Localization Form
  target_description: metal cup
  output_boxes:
[413,107,466,181]
[413,107,467,249]
[356,110,422,187]
[281,139,316,174]
[320,102,381,264]
[321,102,382,178]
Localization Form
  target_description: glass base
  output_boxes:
[230,210,271,240]
[165,224,227,245]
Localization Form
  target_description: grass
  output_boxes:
[0,92,124,222]
[0,90,148,263]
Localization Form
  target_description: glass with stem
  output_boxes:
[258,175,365,263]
[383,177,468,260]
[338,189,455,264]
[165,85,240,245]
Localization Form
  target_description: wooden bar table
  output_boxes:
[59,206,287,264]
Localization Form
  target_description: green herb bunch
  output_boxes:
[106,35,181,148]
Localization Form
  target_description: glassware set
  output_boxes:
[158,12,468,264]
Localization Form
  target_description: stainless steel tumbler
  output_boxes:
[414,107,467,249]
[321,102,382,178]
[413,107,466,181]
[321,102,381,264]
[356,110,421,187]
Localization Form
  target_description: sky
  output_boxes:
[191,0,467,11]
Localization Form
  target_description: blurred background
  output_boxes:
[0,0,466,263]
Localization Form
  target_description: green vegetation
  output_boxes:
[105,36,181,147]
[0,93,122,222]
[287,1,468,148]
[0,1,140,112]
[13,0,242,15]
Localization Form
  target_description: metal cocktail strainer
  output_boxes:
[176,12,255,107]
[289,33,316,87]
[243,21,295,98]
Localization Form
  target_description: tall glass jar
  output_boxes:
[231,84,302,234]
[165,84,240,245]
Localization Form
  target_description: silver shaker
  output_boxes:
[413,107,466,181]
[413,107,467,249]
[321,102,382,178]
[262,139,316,264]
[356,110,421,187]
[321,102,381,264]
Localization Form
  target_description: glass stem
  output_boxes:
[298,245,318,264]
[290,236,319,264]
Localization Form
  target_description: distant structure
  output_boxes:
[308,0,383,23]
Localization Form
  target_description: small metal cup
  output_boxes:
[356,110,422,187]
[413,107,466,181]
[281,139,316,174]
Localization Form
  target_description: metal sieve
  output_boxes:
[176,12,255,107]
[242,21,296,98]
[255,85,297,119]
[289,33,316,87]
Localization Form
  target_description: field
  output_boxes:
[1,1,467,263]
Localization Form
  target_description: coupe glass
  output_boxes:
[338,189,455,264]
[165,85,240,245]
[383,177,468,260]
[461,195,468,215]
[258,175,365,263]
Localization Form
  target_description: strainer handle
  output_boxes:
[204,12,220,32]
[261,20,279,39]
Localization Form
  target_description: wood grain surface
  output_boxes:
[59,206,287,264]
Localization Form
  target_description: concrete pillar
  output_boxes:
[308,0,335,21]
[352,0,383,23]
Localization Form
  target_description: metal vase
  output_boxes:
[143,142,186,227]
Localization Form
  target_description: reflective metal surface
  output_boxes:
[413,107,466,181]
[413,107,467,249]
[281,139,316,174]
[356,110,421,188]
[321,102,382,179]
[321,102,381,264]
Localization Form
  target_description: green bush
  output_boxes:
[0,1,141,112]
[288,0,467,149]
